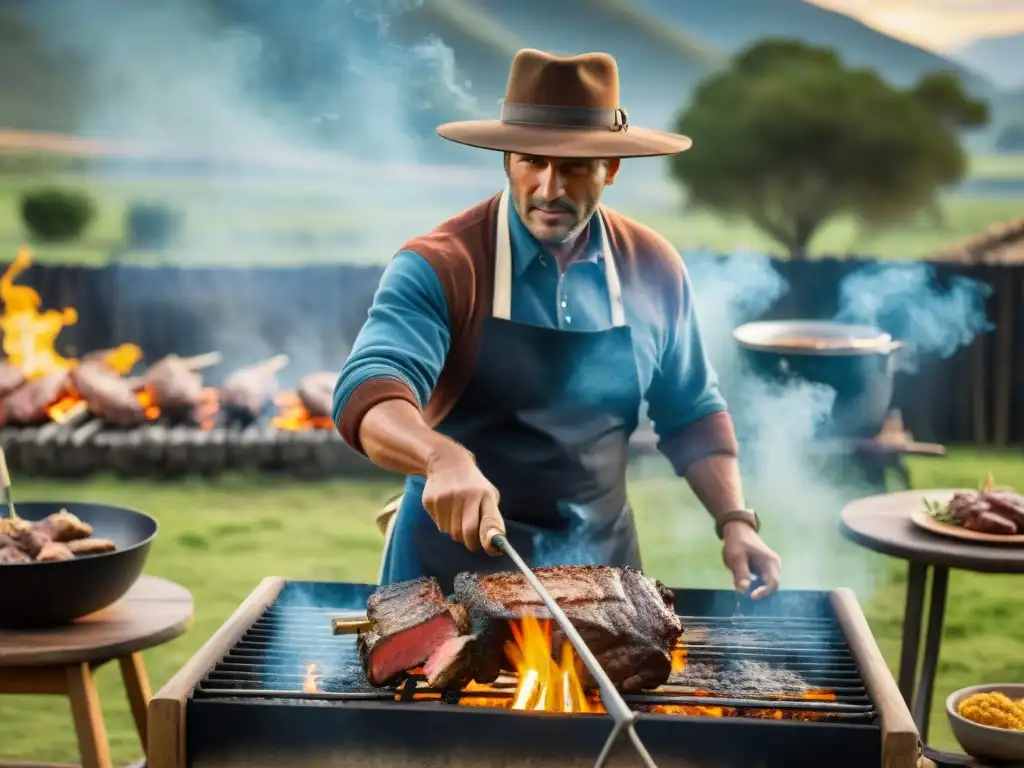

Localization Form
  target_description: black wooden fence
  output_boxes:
[10,255,1024,447]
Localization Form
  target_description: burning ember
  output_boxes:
[272,391,333,432]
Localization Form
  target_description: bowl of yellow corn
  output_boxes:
[946,684,1024,761]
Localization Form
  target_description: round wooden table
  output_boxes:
[0,575,194,768]
[840,490,1024,746]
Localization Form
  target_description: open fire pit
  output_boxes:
[0,247,382,478]
[149,578,921,768]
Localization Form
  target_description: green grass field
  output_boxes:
[0,447,1022,763]
[0,165,1020,266]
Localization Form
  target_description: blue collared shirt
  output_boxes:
[333,199,727,441]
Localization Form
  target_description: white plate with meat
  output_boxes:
[911,477,1024,545]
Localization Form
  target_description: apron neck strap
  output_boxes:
[494,186,626,327]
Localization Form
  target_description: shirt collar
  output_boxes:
[507,196,605,278]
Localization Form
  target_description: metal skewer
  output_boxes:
[0,447,19,520]
[486,529,659,768]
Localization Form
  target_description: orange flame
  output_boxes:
[303,663,318,693]
[504,614,596,714]
[1,246,150,421]
[271,391,333,431]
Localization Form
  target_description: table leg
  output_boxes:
[119,652,153,752]
[898,562,929,705]
[913,566,950,743]
[65,662,113,768]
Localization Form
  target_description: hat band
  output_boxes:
[500,103,629,131]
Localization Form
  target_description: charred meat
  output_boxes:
[423,634,479,689]
[357,577,470,686]
[297,372,334,419]
[143,354,204,416]
[35,509,93,542]
[1,371,69,425]
[0,360,26,399]
[70,362,145,428]
[221,363,281,426]
[0,545,30,564]
[0,509,109,565]
[454,566,683,692]
[943,490,1022,534]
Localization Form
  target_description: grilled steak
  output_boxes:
[423,634,479,689]
[981,492,1024,531]
[454,565,683,692]
[358,577,470,686]
[297,372,334,419]
[947,491,1020,534]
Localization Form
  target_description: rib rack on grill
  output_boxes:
[1,371,69,425]
[354,566,684,694]
[70,360,146,428]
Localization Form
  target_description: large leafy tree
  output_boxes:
[668,40,989,259]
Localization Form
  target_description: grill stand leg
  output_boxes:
[897,562,929,705]
[913,566,950,745]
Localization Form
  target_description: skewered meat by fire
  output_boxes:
[297,372,334,419]
[221,355,288,426]
[356,566,683,693]
[357,577,470,686]
[0,509,111,565]
[455,566,683,692]
[70,361,145,428]
[0,360,25,399]
[143,354,204,415]
[0,371,68,425]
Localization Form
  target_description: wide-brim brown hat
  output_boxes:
[436,49,692,159]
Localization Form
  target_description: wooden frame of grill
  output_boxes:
[149,577,923,768]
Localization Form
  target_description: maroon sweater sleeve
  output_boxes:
[657,411,740,477]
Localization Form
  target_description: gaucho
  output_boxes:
[332,48,783,600]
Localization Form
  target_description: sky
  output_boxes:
[806,0,1024,51]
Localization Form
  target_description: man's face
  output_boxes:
[506,153,621,244]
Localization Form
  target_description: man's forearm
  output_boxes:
[358,399,468,476]
[685,454,747,522]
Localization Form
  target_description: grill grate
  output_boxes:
[193,597,878,724]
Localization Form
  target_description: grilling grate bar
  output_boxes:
[194,600,879,726]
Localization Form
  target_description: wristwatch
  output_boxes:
[715,509,761,540]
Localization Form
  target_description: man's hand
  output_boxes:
[721,522,782,600]
[422,444,506,555]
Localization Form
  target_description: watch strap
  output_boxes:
[715,509,760,540]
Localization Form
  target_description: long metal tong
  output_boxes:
[486,529,659,768]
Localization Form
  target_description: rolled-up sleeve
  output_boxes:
[333,250,450,452]
[645,264,737,475]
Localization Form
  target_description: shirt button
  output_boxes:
[560,301,567,308]
[539,255,547,266]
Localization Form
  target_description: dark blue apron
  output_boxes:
[380,188,644,594]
